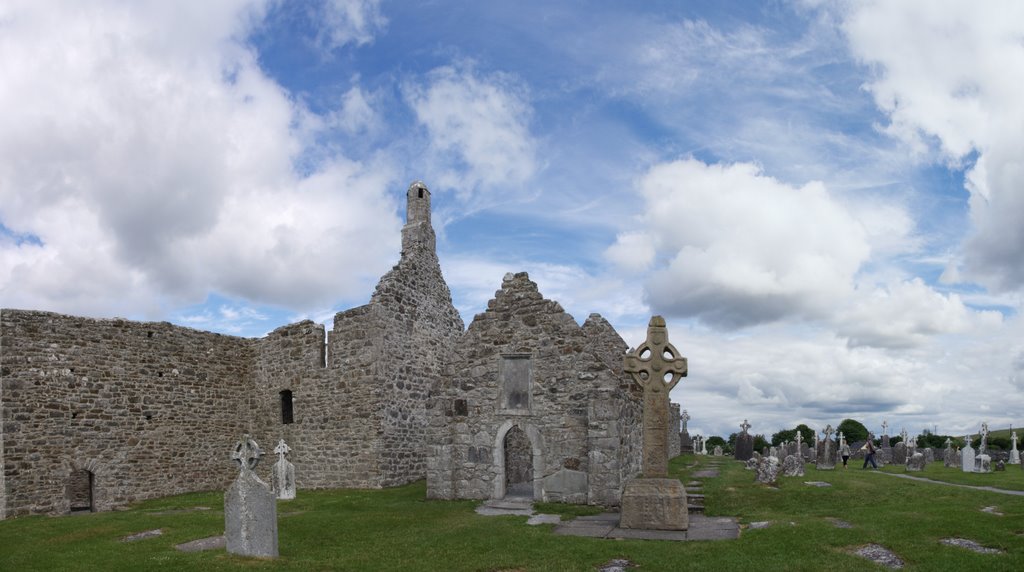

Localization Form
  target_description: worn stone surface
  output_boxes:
[619,477,688,530]
[906,452,926,471]
[272,440,295,500]
[425,273,641,506]
[121,528,163,542]
[734,430,754,462]
[853,544,904,569]
[940,538,1004,554]
[175,536,226,553]
[781,454,805,477]
[816,426,836,470]
[892,442,908,466]
[712,446,723,456]
[943,442,957,468]
[755,456,780,484]
[961,441,975,472]
[0,182,464,518]
[975,454,992,473]
[668,404,681,459]
[224,437,278,559]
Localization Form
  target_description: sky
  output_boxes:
[2,0,1023,441]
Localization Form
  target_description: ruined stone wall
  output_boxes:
[0,310,253,518]
[426,273,640,506]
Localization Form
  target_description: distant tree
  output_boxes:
[753,433,770,452]
[836,419,869,443]
[919,432,956,449]
[794,424,815,445]
[727,432,738,449]
[706,435,728,452]
[772,424,815,446]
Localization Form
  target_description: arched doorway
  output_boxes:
[67,469,94,513]
[503,426,533,498]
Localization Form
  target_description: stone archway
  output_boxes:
[67,469,94,513]
[493,421,543,500]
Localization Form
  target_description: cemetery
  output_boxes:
[2,184,1024,569]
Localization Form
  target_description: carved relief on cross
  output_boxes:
[822,424,834,441]
[881,420,888,436]
[274,439,291,464]
[740,419,751,435]
[231,434,263,473]
[624,316,688,478]
[680,409,690,432]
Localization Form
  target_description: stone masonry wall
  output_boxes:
[0,310,253,518]
[426,273,641,506]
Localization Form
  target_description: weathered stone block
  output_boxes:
[542,468,588,504]
[225,471,278,558]
[619,478,688,530]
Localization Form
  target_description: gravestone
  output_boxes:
[619,316,688,531]
[995,460,1005,471]
[769,446,778,459]
[782,454,804,477]
[734,419,754,461]
[713,445,723,456]
[1009,431,1020,465]
[892,442,908,465]
[816,425,835,470]
[755,455,780,484]
[961,437,975,473]
[974,422,991,473]
[272,439,296,500]
[923,447,934,463]
[942,439,957,468]
[225,434,278,558]
[680,409,692,453]
[700,437,708,455]
[906,452,926,471]
[881,420,890,448]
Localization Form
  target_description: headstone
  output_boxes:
[782,454,804,477]
[994,460,1005,471]
[892,442,908,465]
[961,437,975,473]
[619,316,688,531]
[225,434,278,558]
[906,435,918,458]
[700,437,708,456]
[906,452,926,471]
[769,446,779,459]
[272,439,296,500]
[744,457,759,470]
[943,439,957,468]
[713,445,723,456]
[680,410,692,453]
[975,454,992,473]
[755,456,780,484]
[816,425,835,470]
[978,422,989,456]
[734,419,754,461]
[881,420,889,448]
[923,447,934,463]
[1010,431,1020,465]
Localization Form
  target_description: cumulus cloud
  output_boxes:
[613,158,870,329]
[405,64,538,200]
[0,0,401,319]
[844,0,1024,292]
[312,0,387,51]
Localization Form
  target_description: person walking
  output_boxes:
[862,436,878,469]
[841,440,851,469]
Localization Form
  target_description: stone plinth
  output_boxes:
[619,478,688,530]
[225,471,278,558]
[906,453,926,472]
[974,454,991,473]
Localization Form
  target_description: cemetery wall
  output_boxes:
[425,273,641,506]
[0,310,253,518]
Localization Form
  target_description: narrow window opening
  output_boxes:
[280,390,294,424]
[418,189,424,198]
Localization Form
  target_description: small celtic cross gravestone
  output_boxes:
[624,315,688,478]
[231,434,263,472]
[741,419,751,435]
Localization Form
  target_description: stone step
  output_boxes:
[687,504,705,514]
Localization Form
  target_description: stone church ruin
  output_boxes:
[0,182,669,519]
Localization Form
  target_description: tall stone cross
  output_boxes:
[740,419,751,435]
[1012,431,1018,450]
[624,316,688,478]
[881,420,888,436]
[838,431,845,447]
[823,424,834,443]
[795,430,802,448]
[231,434,263,472]
[900,428,908,445]
[680,409,690,432]
[979,422,989,454]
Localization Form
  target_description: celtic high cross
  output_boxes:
[624,315,688,478]
[740,419,751,435]
[231,434,263,473]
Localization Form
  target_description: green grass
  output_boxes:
[877,457,1024,490]
[1,455,1022,571]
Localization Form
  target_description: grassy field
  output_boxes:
[878,457,1024,490]
[1,455,1022,571]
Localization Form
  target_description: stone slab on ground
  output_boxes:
[940,538,1004,554]
[747,521,772,529]
[980,506,1004,515]
[475,498,535,517]
[852,543,904,569]
[526,514,561,526]
[121,529,163,542]
[599,559,637,571]
[554,513,738,541]
[692,470,719,478]
[175,536,226,552]
[826,517,853,529]
[804,481,832,487]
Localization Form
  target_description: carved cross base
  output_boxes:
[619,478,688,531]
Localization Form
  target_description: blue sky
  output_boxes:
[2,0,1023,440]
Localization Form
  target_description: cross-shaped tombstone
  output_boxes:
[231,434,263,473]
[979,422,989,454]
[624,316,687,478]
[740,419,751,435]
[881,420,888,436]
[680,409,690,432]
[795,430,802,448]
[900,428,908,445]
[274,439,291,463]
[823,424,834,441]
[944,437,952,448]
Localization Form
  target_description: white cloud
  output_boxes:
[844,0,1024,292]
[0,1,401,319]
[315,0,387,51]
[405,64,538,200]
[615,158,871,328]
